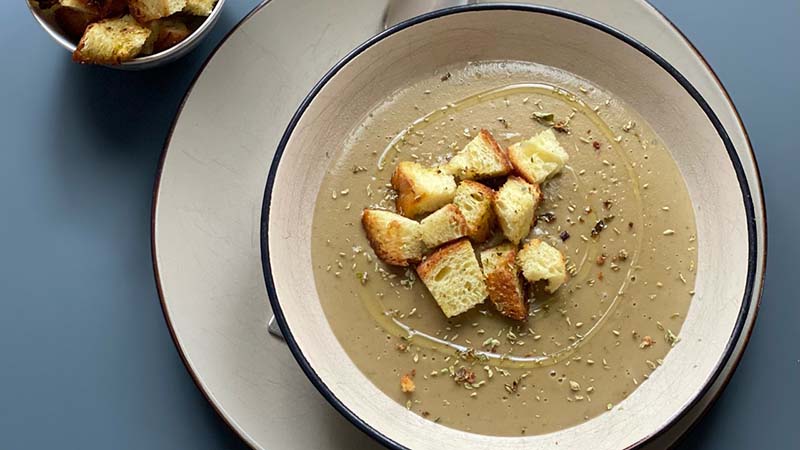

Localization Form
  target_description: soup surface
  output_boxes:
[310,61,697,436]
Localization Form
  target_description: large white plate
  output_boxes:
[152,1,765,449]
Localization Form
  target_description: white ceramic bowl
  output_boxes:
[261,4,762,449]
[26,0,226,70]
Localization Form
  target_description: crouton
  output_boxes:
[493,176,541,244]
[453,180,495,242]
[54,5,99,40]
[443,129,512,180]
[480,243,527,320]
[155,19,190,52]
[391,161,457,218]
[140,19,161,55]
[141,18,190,55]
[129,0,186,22]
[184,0,217,16]
[507,129,570,184]
[59,0,98,14]
[416,239,488,318]
[400,374,415,393]
[361,209,425,267]
[34,0,60,9]
[54,0,128,40]
[72,15,151,65]
[517,239,568,293]
[420,204,468,249]
[98,0,128,17]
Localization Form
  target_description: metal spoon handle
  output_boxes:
[383,0,474,29]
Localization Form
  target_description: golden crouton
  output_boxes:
[453,180,495,243]
[94,0,128,17]
[420,204,468,249]
[141,18,190,55]
[400,373,415,393]
[184,0,217,16]
[54,5,98,40]
[59,0,98,13]
[72,15,151,65]
[391,161,457,218]
[493,176,541,244]
[416,239,488,318]
[444,129,512,180]
[129,0,186,22]
[517,239,567,293]
[507,129,570,184]
[361,209,424,267]
[480,243,527,321]
[53,0,128,40]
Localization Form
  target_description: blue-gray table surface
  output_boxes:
[1,1,798,448]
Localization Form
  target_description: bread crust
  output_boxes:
[391,161,455,218]
[361,209,422,266]
[416,237,487,317]
[506,145,532,184]
[420,203,469,247]
[416,238,470,280]
[482,245,527,320]
[129,0,186,23]
[477,129,513,173]
[445,204,468,235]
[72,15,151,65]
[390,164,417,217]
[456,180,495,242]
[493,176,540,244]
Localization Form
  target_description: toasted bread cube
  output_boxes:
[493,176,541,244]
[54,0,128,40]
[400,374,415,393]
[140,19,162,55]
[34,0,60,9]
[142,19,190,56]
[517,239,567,293]
[54,4,99,41]
[152,19,190,53]
[420,204,468,249]
[140,17,191,55]
[99,0,128,17]
[391,161,457,218]
[184,0,216,16]
[417,239,488,318]
[129,0,186,22]
[59,0,98,13]
[507,129,570,184]
[443,129,512,180]
[453,180,495,243]
[72,15,151,65]
[361,209,425,267]
[58,0,127,16]
[480,243,527,320]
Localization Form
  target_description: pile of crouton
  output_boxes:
[32,0,218,64]
[362,128,570,321]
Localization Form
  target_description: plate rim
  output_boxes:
[260,4,762,450]
[150,1,768,449]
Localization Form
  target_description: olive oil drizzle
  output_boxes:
[369,82,645,368]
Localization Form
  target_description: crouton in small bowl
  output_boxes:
[27,0,225,69]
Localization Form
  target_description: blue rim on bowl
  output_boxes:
[260,3,762,450]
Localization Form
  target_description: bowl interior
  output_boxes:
[265,6,753,449]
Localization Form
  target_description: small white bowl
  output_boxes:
[26,0,226,70]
